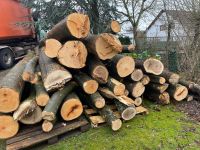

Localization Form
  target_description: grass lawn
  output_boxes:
[44,102,200,150]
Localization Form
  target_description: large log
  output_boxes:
[106,20,121,34]
[145,91,170,105]
[60,93,83,121]
[84,33,122,60]
[146,83,169,93]
[44,39,62,58]
[73,72,98,94]
[0,51,34,113]
[125,82,145,98]
[106,77,125,96]
[57,41,88,69]
[141,74,150,85]
[179,79,200,96]
[128,69,143,82]
[106,54,135,77]
[46,13,90,41]
[39,50,72,92]
[167,84,188,101]
[148,75,166,84]
[42,81,77,121]
[0,115,19,139]
[161,70,180,84]
[87,55,109,84]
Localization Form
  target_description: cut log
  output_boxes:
[98,105,122,131]
[57,41,88,68]
[0,51,34,113]
[129,69,143,81]
[179,79,200,96]
[35,80,50,107]
[124,89,129,96]
[20,106,42,125]
[87,55,109,84]
[42,81,77,121]
[107,54,135,77]
[122,44,135,52]
[149,75,166,84]
[161,70,180,84]
[125,82,145,98]
[84,33,122,60]
[145,91,170,105]
[22,56,39,84]
[0,115,19,139]
[106,77,125,96]
[133,97,143,106]
[106,20,121,34]
[167,84,188,101]
[147,83,169,93]
[186,95,193,101]
[44,39,62,58]
[60,93,83,121]
[42,120,56,132]
[114,100,136,121]
[73,72,98,94]
[46,13,90,41]
[141,74,150,85]
[39,50,72,92]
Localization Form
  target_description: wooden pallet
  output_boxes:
[6,116,90,150]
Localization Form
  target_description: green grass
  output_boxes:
[44,102,200,150]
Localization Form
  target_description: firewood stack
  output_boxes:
[0,13,199,139]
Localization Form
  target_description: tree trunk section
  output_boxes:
[125,82,145,98]
[146,83,169,93]
[141,74,150,85]
[133,97,143,106]
[167,84,188,101]
[128,69,143,81]
[43,39,62,58]
[179,79,200,96]
[106,77,125,96]
[105,20,121,34]
[144,91,170,105]
[42,120,56,133]
[148,75,166,84]
[161,70,180,84]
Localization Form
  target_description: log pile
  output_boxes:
[0,12,199,140]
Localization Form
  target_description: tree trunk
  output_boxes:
[161,70,180,84]
[57,41,87,69]
[146,83,169,93]
[39,50,72,92]
[141,74,150,85]
[42,120,56,133]
[43,39,62,58]
[128,69,143,82]
[105,20,121,34]
[0,51,34,113]
[73,72,98,94]
[144,91,170,105]
[106,54,135,77]
[167,84,188,101]
[87,55,109,84]
[179,79,200,96]
[148,75,166,84]
[22,56,39,84]
[60,92,83,121]
[106,77,125,96]
[84,33,122,60]
[125,82,145,98]
[122,44,135,52]
[42,81,77,121]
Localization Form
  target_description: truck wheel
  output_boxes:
[0,48,14,69]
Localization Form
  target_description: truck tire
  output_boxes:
[0,48,14,69]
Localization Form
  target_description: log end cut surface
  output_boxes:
[42,120,53,132]
[66,13,90,39]
[159,92,170,104]
[113,83,126,96]
[111,20,121,33]
[144,58,164,75]
[134,97,142,106]
[0,115,19,139]
[132,82,145,98]
[36,94,50,107]
[122,107,136,121]
[111,119,122,131]
[0,88,19,113]
[95,98,106,109]
[44,39,62,58]
[83,80,99,94]
[174,86,188,101]
[93,66,109,84]
[131,69,143,81]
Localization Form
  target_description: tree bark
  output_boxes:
[161,70,180,84]
[144,91,170,105]
[106,77,125,96]
[122,44,135,52]
[43,39,62,58]
[146,83,169,93]
[141,74,150,85]
[148,75,166,84]
[179,79,200,96]
[125,82,145,98]
[167,84,188,101]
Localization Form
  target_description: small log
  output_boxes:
[106,20,121,34]
[161,70,180,84]
[39,50,72,92]
[114,100,136,121]
[145,91,170,105]
[35,80,50,107]
[20,106,42,125]
[57,41,88,68]
[0,51,34,113]
[22,56,39,84]
[122,44,135,52]
[124,89,129,96]
[167,84,188,101]
[84,33,122,60]
[125,82,145,98]
[106,77,125,96]
[74,72,98,94]
[186,95,193,101]
[42,120,56,133]
[149,75,166,84]
[107,54,135,77]
[87,55,109,84]
[44,39,62,58]
[42,81,77,121]
[60,93,83,121]
[146,83,169,93]
[136,106,149,114]
[179,79,200,96]
[129,69,143,82]
[0,115,19,139]
[133,97,143,106]
[98,105,122,131]
[141,74,150,85]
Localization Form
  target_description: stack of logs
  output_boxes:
[0,12,200,139]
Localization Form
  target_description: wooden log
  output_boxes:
[0,51,34,113]
[42,81,77,121]
[39,50,72,92]
[141,74,150,85]
[106,77,125,96]
[149,75,166,84]
[42,120,56,133]
[98,105,122,131]
[57,41,88,69]
[167,84,188,101]
[129,69,143,81]
[114,100,136,121]
[22,56,39,84]
[186,95,193,101]
[145,91,170,105]
[35,80,50,107]
[125,82,145,98]
[122,44,135,52]
[43,39,62,58]
[146,83,169,93]
[133,97,143,106]
[46,13,90,41]
[84,33,122,60]
[20,106,42,125]
[106,20,121,34]
[60,93,83,121]
[161,70,180,84]
[87,55,109,84]
[124,89,129,96]
[73,72,98,94]
[0,115,19,139]
[179,79,200,96]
